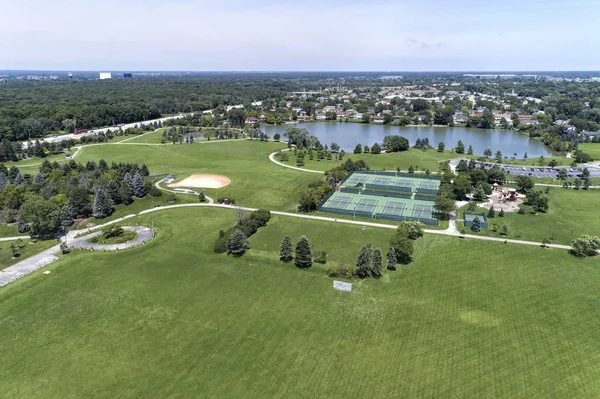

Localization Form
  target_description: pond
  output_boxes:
[261,122,553,158]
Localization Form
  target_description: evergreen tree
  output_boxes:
[33,173,45,186]
[123,172,133,190]
[279,235,293,262]
[17,218,30,233]
[198,192,206,202]
[294,235,312,269]
[467,145,474,155]
[60,201,75,227]
[487,206,495,218]
[98,159,108,173]
[0,171,8,193]
[93,188,113,218]
[356,245,371,278]
[106,180,121,204]
[387,248,397,271]
[119,183,133,205]
[140,164,150,176]
[371,248,383,278]
[498,208,505,217]
[133,171,146,198]
[471,216,481,232]
[227,228,247,256]
[13,172,24,185]
[456,140,465,154]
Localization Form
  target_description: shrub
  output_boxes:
[314,250,327,264]
[327,263,355,278]
[517,208,525,214]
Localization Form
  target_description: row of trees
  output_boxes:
[214,209,271,256]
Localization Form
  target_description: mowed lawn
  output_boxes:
[462,188,600,244]
[2,207,600,398]
[0,238,58,270]
[282,148,472,173]
[76,140,319,212]
[578,143,600,160]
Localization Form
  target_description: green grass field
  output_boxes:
[2,207,600,397]
[0,238,58,270]
[458,188,600,244]
[578,143,600,160]
[75,140,318,212]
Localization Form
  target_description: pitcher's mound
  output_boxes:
[169,174,231,189]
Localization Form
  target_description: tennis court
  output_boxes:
[381,200,406,217]
[412,203,434,219]
[371,177,392,186]
[355,198,378,213]
[393,179,414,189]
[327,195,352,210]
[418,180,440,191]
[345,175,369,186]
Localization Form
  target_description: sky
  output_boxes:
[3,0,600,71]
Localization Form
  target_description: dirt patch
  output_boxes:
[169,174,231,189]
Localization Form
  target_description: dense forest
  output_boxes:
[0,76,299,141]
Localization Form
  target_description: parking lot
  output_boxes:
[474,162,600,179]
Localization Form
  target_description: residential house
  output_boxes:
[245,117,258,126]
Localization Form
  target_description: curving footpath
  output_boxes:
[68,226,153,251]
[268,149,323,174]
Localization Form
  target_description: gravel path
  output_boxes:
[68,226,154,251]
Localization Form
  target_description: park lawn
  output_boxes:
[459,188,600,244]
[2,207,600,398]
[76,140,320,212]
[0,238,58,270]
[578,143,600,160]
[116,128,169,144]
[282,148,473,173]
[0,223,28,239]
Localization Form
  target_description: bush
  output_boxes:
[213,230,229,253]
[517,208,525,214]
[314,250,327,264]
[327,263,355,278]
[148,185,163,197]
[103,225,124,239]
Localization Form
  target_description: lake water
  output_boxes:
[261,122,553,158]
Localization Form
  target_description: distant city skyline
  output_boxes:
[4,0,599,71]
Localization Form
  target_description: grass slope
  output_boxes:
[2,207,600,398]
[578,143,600,160]
[0,238,58,270]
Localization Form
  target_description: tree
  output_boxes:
[408,165,415,173]
[330,142,340,152]
[500,223,509,235]
[93,188,113,219]
[467,145,474,155]
[33,173,45,186]
[371,248,383,278]
[397,221,424,240]
[371,142,381,154]
[133,171,146,198]
[527,190,549,212]
[571,235,600,257]
[558,169,568,180]
[353,144,362,154]
[280,235,293,262]
[60,201,75,227]
[363,145,370,154]
[483,148,492,157]
[18,197,61,236]
[356,245,371,278]
[498,208,505,217]
[383,113,394,124]
[495,150,503,163]
[487,206,495,218]
[390,230,414,265]
[455,140,465,154]
[548,159,558,168]
[13,172,24,185]
[229,108,246,127]
[227,228,247,256]
[471,216,481,232]
[295,235,312,268]
[274,133,281,141]
[140,164,150,176]
[515,175,535,192]
[361,113,371,123]
[383,135,409,152]
[387,248,397,270]
[538,155,545,166]
[438,142,445,152]
[199,192,206,202]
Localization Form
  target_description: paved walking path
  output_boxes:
[68,226,153,251]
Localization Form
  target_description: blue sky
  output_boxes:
[3,0,599,71]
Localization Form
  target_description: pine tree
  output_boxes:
[498,208,505,217]
[0,172,8,193]
[33,173,45,186]
[467,145,474,155]
[123,172,133,190]
[198,192,206,202]
[17,218,30,233]
[13,172,24,185]
[356,245,371,278]
[119,183,133,205]
[371,248,383,278]
[93,188,113,218]
[140,164,150,176]
[98,159,108,173]
[60,201,75,226]
[226,228,247,256]
[106,180,121,204]
[133,171,146,198]
[294,235,312,269]
[487,206,495,218]
[471,216,481,233]
[279,235,293,262]
[387,248,397,271]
